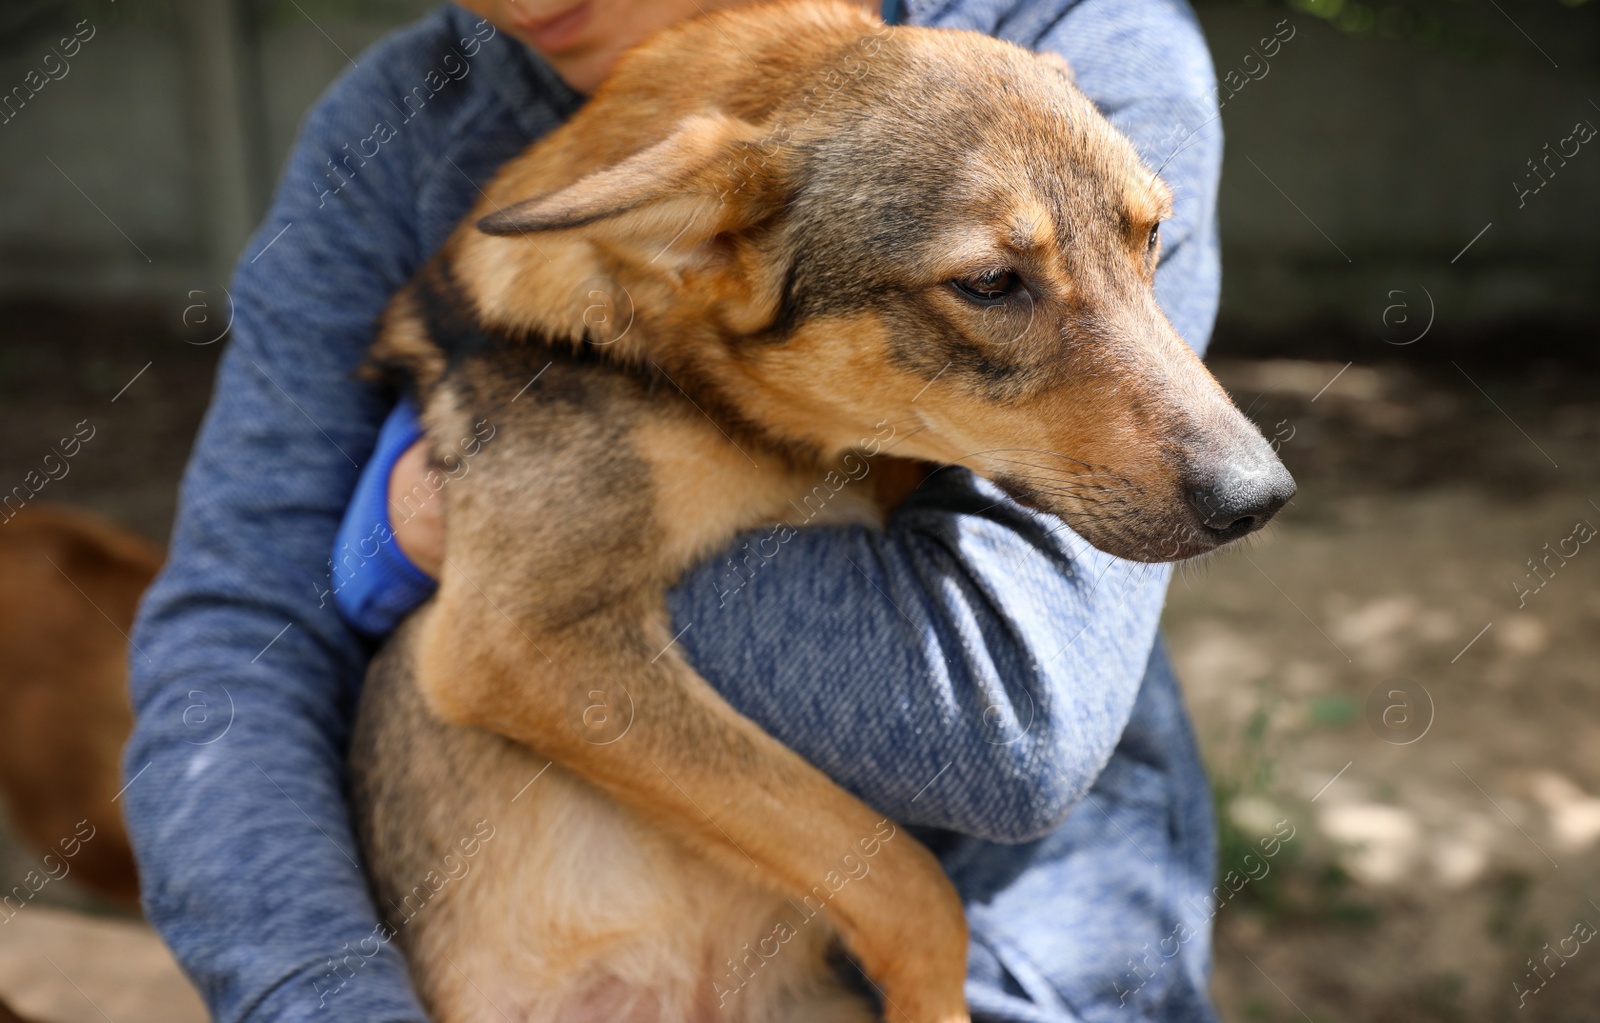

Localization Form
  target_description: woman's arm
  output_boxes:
[676,0,1225,843]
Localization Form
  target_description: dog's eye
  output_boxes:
[951,269,1020,305]
[1146,225,1161,256]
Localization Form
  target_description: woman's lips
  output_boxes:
[510,1,592,52]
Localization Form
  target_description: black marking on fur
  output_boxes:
[416,263,498,369]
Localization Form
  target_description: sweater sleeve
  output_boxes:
[665,0,1224,845]
[118,24,452,1023]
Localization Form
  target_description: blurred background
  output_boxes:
[0,0,1598,1020]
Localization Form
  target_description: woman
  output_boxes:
[124,1,1227,1019]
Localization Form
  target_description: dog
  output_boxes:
[0,506,154,1023]
[347,2,1293,1022]
[0,504,152,914]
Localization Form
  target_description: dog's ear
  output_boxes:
[477,113,776,240]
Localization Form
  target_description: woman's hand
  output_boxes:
[388,440,445,579]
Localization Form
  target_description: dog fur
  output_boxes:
[349,3,1291,1023]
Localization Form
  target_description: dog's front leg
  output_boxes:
[414,588,971,1023]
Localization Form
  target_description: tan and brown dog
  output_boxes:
[0,505,152,914]
[349,3,1292,1023]
[0,507,158,1023]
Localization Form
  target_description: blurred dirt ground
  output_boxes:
[0,303,1597,1022]
[1173,355,1600,1023]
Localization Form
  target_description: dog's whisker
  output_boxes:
[962,447,1098,471]
[989,462,1123,484]
[974,455,1128,481]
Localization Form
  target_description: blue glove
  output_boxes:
[330,396,438,636]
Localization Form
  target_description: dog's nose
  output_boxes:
[1189,456,1296,541]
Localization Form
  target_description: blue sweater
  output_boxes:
[122,2,1226,1021]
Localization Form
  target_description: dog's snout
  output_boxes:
[1189,454,1296,542]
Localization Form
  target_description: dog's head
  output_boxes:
[464,0,1292,562]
